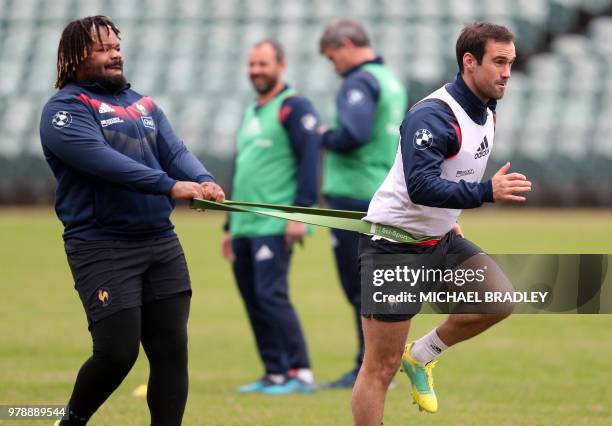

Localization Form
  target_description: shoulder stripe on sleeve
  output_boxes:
[446,121,462,160]
[279,105,292,123]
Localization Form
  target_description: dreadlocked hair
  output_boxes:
[54,15,121,89]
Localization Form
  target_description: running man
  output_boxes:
[352,22,531,425]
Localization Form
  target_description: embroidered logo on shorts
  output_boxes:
[97,288,112,307]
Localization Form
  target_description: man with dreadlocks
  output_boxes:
[40,16,224,425]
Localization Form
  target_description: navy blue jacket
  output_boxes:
[40,82,215,241]
[273,88,321,207]
[321,57,383,152]
[400,74,495,208]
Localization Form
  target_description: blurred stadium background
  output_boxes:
[1,0,612,205]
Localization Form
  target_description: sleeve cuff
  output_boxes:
[157,174,178,195]
[482,180,494,203]
[196,175,216,184]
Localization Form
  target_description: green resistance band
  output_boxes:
[191,198,438,245]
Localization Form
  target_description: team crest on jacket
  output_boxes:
[413,128,433,150]
[347,89,365,105]
[301,114,317,132]
[52,111,72,129]
[135,102,149,115]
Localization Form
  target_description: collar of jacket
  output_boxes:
[73,80,131,95]
[342,56,384,78]
[446,73,497,125]
[254,84,291,110]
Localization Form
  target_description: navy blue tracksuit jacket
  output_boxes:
[40,81,214,241]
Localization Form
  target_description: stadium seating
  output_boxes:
[0,0,611,204]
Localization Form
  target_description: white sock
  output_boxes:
[268,374,285,384]
[410,329,448,365]
[295,368,314,384]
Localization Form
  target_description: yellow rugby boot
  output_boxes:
[400,342,438,413]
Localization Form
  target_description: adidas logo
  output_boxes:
[474,136,490,159]
[255,244,274,262]
[98,103,115,114]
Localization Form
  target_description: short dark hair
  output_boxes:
[55,15,120,89]
[456,22,515,73]
[253,39,285,63]
[319,18,370,53]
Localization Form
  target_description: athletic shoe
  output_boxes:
[261,378,317,395]
[238,376,279,393]
[400,342,438,413]
[322,368,359,389]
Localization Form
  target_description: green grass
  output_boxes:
[0,207,611,425]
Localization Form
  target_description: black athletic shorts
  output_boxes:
[358,231,483,322]
[65,236,191,328]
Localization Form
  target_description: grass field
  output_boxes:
[1,207,611,425]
